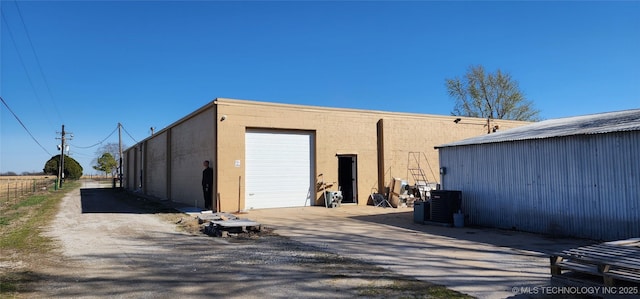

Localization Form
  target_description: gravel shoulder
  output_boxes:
[29,180,466,299]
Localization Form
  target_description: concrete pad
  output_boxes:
[176,206,205,215]
[210,219,260,227]
[245,205,595,299]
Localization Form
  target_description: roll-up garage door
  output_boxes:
[245,130,314,209]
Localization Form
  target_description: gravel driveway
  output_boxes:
[34,180,451,299]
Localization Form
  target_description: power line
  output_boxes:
[120,124,139,144]
[69,125,119,149]
[69,122,139,150]
[0,96,53,156]
[12,0,63,122]
[0,9,56,129]
[68,150,94,159]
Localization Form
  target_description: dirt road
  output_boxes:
[33,180,449,298]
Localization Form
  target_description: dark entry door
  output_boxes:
[337,155,357,204]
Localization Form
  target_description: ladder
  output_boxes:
[407,152,438,199]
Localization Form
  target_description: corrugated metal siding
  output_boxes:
[439,131,639,241]
[438,109,640,148]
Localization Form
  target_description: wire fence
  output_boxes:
[0,177,56,205]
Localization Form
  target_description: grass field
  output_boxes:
[0,179,79,297]
[0,176,57,204]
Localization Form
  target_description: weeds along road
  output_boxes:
[33,180,457,299]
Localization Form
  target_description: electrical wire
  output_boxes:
[69,125,118,149]
[69,122,139,150]
[67,150,94,159]
[12,0,63,122]
[120,124,139,144]
[1,9,56,129]
[0,96,53,156]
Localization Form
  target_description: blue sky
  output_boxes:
[1,1,639,174]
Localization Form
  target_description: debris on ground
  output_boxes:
[198,212,262,238]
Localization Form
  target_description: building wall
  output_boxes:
[124,149,135,189]
[214,98,528,211]
[145,131,168,200]
[438,131,640,240]
[379,116,504,186]
[215,100,381,211]
[123,144,142,190]
[124,98,529,211]
[168,106,216,208]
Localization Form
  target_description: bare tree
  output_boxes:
[95,143,121,159]
[446,65,540,121]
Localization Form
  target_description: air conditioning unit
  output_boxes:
[324,191,343,208]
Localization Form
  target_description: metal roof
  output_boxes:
[436,109,640,148]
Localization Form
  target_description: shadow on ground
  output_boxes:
[80,188,179,214]
[349,211,596,256]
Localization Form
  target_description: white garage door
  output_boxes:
[245,130,314,209]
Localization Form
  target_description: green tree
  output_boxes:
[93,152,118,177]
[43,155,83,180]
[93,142,125,174]
[94,142,125,163]
[446,65,540,121]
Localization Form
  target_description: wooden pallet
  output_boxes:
[550,238,640,287]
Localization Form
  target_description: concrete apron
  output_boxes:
[244,205,594,299]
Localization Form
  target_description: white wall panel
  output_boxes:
[245,130,314,209]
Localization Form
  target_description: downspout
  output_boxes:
[376,119,385,194]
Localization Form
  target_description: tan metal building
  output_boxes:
[123,98,529,212]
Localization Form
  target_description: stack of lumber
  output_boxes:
[550,238,640,287]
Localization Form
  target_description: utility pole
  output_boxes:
[56,125,73,189]
[57,125,66,189]
[118,122,123,188]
